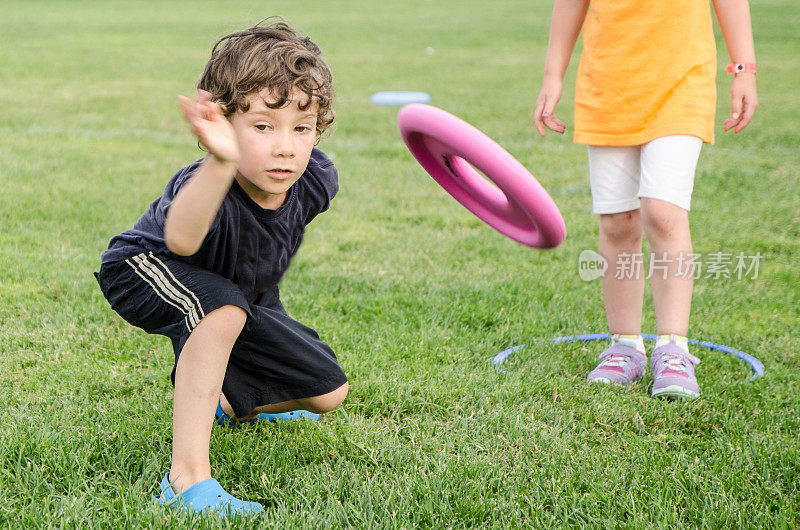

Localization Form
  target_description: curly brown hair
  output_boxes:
[198,20,335,136]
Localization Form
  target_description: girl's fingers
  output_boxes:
[545,114,566,134]
[735,96,756,133]
[724,92,758,133]
[539,92,564,134]
[535,92,562,137]
[534,96,547,137]
[725,92,744,132]
[541,95,557,119]
[723,113,741,132]
[731,91,744,120]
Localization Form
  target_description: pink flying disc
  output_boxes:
[397,104,566,248]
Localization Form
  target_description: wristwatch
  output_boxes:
[727,63,757,76]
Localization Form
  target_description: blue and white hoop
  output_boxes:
[491,333,764,381]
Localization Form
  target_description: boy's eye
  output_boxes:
[295,125,311,133]
[255,124,268,131]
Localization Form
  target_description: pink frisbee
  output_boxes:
[398,104,566,248]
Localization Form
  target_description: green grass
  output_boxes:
[1,0,798,527]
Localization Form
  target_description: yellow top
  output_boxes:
[574,0,717,146]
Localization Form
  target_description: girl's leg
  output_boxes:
[587,211,648,385]
[588,144,646,335]
[599,210,645,334]
[639,136,702,398]
[638,135,702,335]
[169,304,247,494]
[640,198,694,334]
[640,197,701,398]
[586,146,649,385]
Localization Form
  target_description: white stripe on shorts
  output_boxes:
[131,254,199,327]
[146,252,205,321]
[124,253,205,331]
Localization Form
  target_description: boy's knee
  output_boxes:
[306,382,348,414]
[196,305,247,339]
[600,210,642,245]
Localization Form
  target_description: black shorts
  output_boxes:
[95,251,347,417]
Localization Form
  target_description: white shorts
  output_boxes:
[587,135,703,214]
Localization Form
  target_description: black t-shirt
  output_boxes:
[102,147,338,303]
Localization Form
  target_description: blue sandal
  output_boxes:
[155,472,263,517]
[214,401,320,426]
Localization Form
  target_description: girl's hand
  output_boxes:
[534,76,567,137]
[723,73,758,133]
[178,89,240,163]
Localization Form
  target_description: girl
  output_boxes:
[534,0,758,399]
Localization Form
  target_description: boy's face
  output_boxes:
[229,89,318,209]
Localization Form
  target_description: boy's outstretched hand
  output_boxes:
[723,73,758,133]
[179,89,240,163]
[533,76,567,137]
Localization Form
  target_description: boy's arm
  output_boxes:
[712,0,758,133]
[534,0,590,137]
[165,90,240,256]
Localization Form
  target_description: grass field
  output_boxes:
[1,0,798,527]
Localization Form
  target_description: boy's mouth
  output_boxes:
[266,168,293,179]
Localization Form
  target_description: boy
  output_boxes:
[95,21,348,516]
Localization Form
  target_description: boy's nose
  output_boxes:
[272,132,295,158]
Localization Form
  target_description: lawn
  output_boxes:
[1,0,798,527]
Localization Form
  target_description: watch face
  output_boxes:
[736,64,745,73]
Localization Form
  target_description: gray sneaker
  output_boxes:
[651,344,701,399]
[587,344,647,385]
